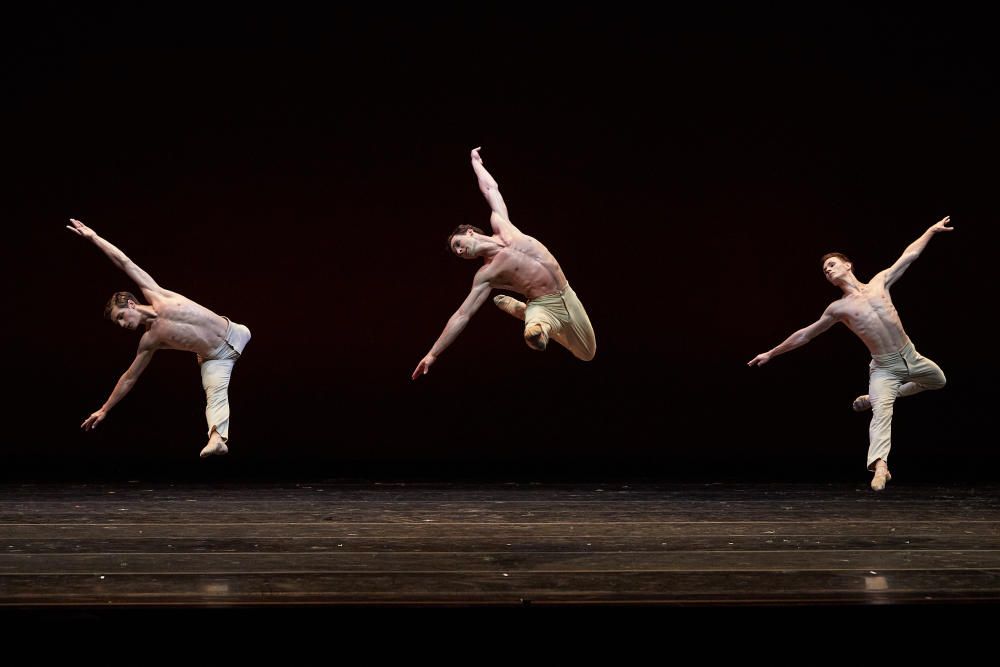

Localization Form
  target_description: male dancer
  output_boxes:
[413,148,596,379]
[68,218,251,458]
[748,216,952,490]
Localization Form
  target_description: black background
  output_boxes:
[3,6,996,481]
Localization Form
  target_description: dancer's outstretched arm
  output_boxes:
[67,218,171,300]
[412,276,492,379]
[880,215,953,288]
[470,147,519,237]
[81,335,157,430]
[748,307,838,367]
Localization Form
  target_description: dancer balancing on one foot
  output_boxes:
[748,216,953,491]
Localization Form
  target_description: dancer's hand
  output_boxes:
[747,352,771,367]
[929,215,952,233]
[412,354,436,380]
[470,146,483,164]
[66,218,97,240]
[81,409,107,431]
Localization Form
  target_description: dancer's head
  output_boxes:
[104,291,143,330]
[448,224,487,259]
[821,253,853,284]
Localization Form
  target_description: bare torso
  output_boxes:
[143,290,229,356]
[829,273,910,356]
[479,232,568,300]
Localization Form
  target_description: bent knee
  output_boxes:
[919,373,947,391]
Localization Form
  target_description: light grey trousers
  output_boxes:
[866,340,946,470]
[198,318,251,442]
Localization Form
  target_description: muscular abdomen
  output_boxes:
[842,289,909,355]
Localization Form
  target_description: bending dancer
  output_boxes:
[68,218,251,458]
[412,147,596,379]
[748,216,952,490]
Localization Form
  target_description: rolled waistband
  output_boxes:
[527,283,573,305]
[206,317,251,359]
[871,339,914,362]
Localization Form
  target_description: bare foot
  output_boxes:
[870,460,892,491]
[494,294,527,320]
[524,322,550,351]
[200,436,229,458]
[853,395,871,412]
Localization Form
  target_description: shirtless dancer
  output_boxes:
[748,216,952,490]
[412,148,596,379]
[68,219,251,458]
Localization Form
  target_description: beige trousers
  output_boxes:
[524,285,596,361]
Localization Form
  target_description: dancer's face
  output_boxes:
[822,257,851,284]
[111,302,142,331]
[450,232,478,259]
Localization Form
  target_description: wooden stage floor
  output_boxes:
[2,480,999,609]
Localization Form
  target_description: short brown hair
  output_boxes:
[821,252,852,267]
[104,291,139,320]
[447,224,485,252]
